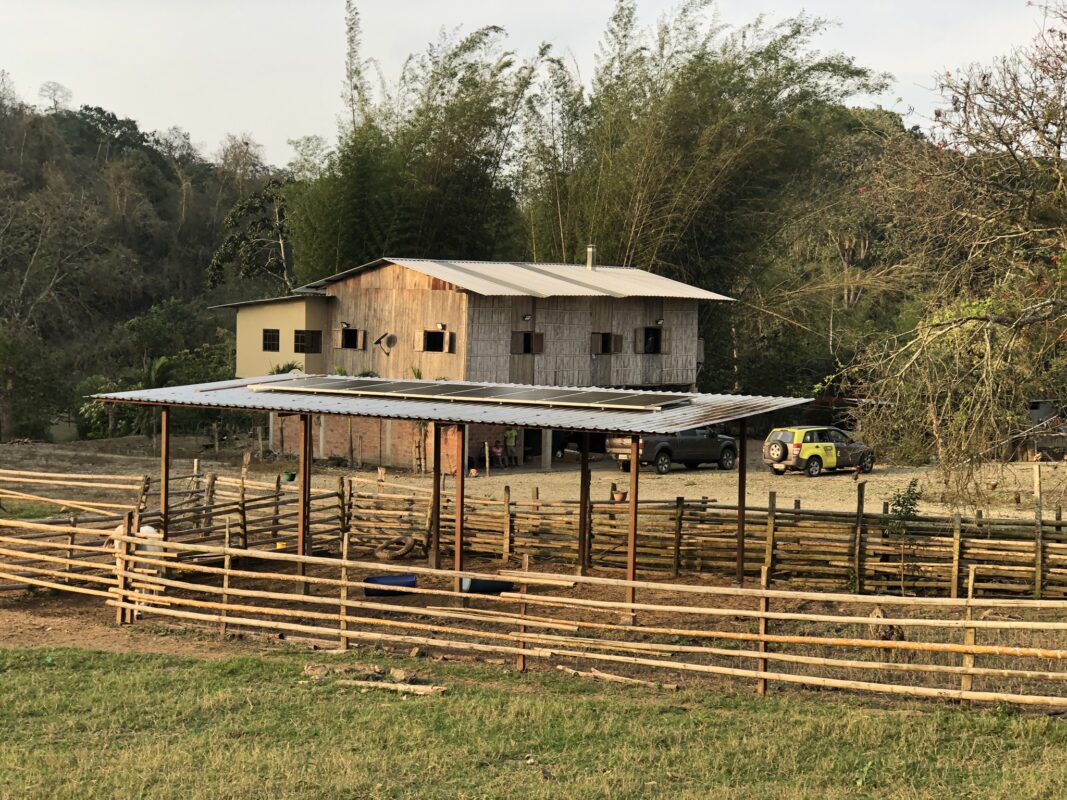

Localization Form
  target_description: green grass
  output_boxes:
[0,646,1065,799]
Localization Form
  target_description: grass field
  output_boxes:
[1,646,1065,799]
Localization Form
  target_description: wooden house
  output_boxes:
[215,249,730,468]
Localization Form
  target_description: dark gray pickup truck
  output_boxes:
[606,427,737,474]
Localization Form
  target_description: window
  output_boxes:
[339,328,366,350]
[802,430,825,444]
[634,326,670,354]
[294,330,322,354]
[590,332,623,354]
[768,430,795,444]
[826,429,850,444]
[262,328,280,352]
[510,331,545,354]
[418,330,456,353]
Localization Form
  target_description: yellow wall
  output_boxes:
[234,298,330,377]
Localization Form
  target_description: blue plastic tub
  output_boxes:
[363,574,417,596]
[461,577,515,595]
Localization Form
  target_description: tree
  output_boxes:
[208,178,294,290]
[37,81,71,112]
[846,1,1067,498]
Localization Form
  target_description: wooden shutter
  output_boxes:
[660,328,671,354]
[332,329,344,348]
[414,332,425,352]
[590,332,604,355]
[611,334,623,354]
[510,331,526,354]
[696,337,705,363]
[447,332,457,353]
[532,332,545,354]
[633,327,646,354]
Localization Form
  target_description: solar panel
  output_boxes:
[249,376,692,412]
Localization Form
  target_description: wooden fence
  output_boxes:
[94,528,1067,707]
[346,477,1067,598]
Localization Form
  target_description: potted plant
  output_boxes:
[612,489,628,502]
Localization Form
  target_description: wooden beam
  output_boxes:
[578,432,591,576]
[736,417,747,585]
[626,433,639,621]
[429,422,442,569]
[160,406,171,540]
[454,423,466,596]
[298,413,312,593]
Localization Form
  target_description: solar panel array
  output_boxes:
[249,376,692,412]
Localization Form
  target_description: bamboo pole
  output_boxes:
[454,423,466,597]
[626,434,639,622]
[672,496,684,578]
[757,565,769,697]
[736,417,747,585]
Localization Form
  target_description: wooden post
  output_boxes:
[66,515,77,584]
[626,434,640,622]
[347,419,355,468]
[578,432,591,575]
[502,485,512,562]
[961,565,977,704]
[115,512,132,625]
[672,496,685,578]
[852,480,866,593]
[950,513,962,599]
[256,426,265,460]
[339,525,351,649]
[160,406,171,539]
[220,520,231,637]
[757,565,770,696]
[1035,492,1044,600]
[794,498,801,511]
[454,423,467,596]
[736,417,747,585]
[203,474,217,534]
[271,475,281,542]
[429,423,442,568]
[484,440,491,478]
[516,553,529,672]
[297,413,312,594]
[764,491,777,576]
[192,458,201,495]
[234,482,247,554]
[337,476,347,534]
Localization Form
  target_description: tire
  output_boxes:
[654,451,673,475]
[717,448,736,471]
[805,456,823,478]
[767,441,788,463]
[860,453,875,473]
[619,460,632,473]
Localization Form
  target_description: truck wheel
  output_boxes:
[654,452,672,474]
[805,456,823,478]
[861,453,875,473]
[717,448,736,471]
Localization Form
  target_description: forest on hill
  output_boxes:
[3,0,1067,487]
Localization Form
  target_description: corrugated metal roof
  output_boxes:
[93,375,808,435]
[209,293,327,310]
[300,257,732,301]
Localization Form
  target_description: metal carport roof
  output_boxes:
[93,374,809,434]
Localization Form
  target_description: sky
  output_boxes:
[0,1,1044,165]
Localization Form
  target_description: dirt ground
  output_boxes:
[5,436,1065,517]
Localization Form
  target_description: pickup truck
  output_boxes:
[606,427,737,474]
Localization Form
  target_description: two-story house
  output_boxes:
[215,248,731,468]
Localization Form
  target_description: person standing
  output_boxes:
[504,426,519,466]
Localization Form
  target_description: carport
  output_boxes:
[94,375,809,588]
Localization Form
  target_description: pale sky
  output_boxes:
[0,1,1043,165]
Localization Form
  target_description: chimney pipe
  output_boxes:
[586,244,596,271]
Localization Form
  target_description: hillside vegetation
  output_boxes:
[3,1,1067,492]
